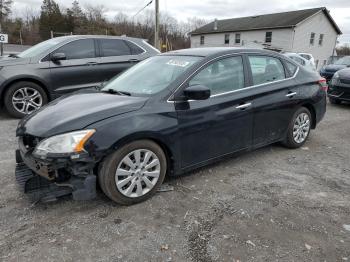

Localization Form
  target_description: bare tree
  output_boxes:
[85,4,107,34]
[0,0,13,29]
[337,44,350,56]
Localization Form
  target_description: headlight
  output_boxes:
[33,129,95,157]
[331,72,340,85]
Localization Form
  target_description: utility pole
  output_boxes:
[0,2,3,56]
[0,23,3,56]
[154,0,159,50]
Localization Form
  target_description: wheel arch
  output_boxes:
[0,77,51,105]
[109,132,175,176]
[300,103,317,129]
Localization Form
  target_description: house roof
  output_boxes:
[190,7,342,35]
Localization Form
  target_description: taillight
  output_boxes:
[318,78,328,92]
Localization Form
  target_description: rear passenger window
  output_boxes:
[126,41,144,55]
[285,61,298,76]
[54,39,95,60]
[189,56,245,96]
[100,39,131,56]
[289,55,305,65]
[248,56,285,85]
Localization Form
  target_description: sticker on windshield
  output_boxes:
[166,59,190,67]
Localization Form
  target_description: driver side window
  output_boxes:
[53,39,96,60]
[189,56,245,96]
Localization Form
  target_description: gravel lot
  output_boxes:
[0,102,349,262]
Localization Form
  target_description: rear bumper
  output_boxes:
[313,94,327,126]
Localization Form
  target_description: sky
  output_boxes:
[12,0,350,44]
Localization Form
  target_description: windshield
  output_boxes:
[334,56,350,65]
[18,38,64,58]
[102,55,202,96]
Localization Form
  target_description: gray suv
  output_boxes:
[0,35,159,118]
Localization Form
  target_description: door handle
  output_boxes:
[86,62,98,66]
[286,92,297,98]
[236,102,252,109]
[128,59,140,63]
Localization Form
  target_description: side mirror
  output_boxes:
[51,53,66,62]
[184,85,211,100]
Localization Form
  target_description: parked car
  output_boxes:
[0,35,159,118]
[298,52,316,66]
[328,67,350,104]
[15,48,327,205]
[283,52,316,71]
[320,56,350,81]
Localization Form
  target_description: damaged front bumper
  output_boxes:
[15,137,98,202]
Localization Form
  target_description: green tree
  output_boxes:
[66,0,87,34]
[39,0,65,39]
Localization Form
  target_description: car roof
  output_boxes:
[49,35,147,42]
[283,52,301,56]
[163,47,280,57]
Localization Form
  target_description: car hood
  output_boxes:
[17,89,148,138]
[0,56,30,66]
[337,68,350,79]
[323,64,347,73]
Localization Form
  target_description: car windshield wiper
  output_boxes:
[101,89,131,96]
[8,53,19,58]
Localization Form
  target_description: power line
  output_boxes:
[132,0,153,18]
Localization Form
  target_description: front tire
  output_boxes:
[282,107,312,149]
[4,81,48,118]
[98,140,167,205]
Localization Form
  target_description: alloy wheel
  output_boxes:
[293,112,310,144]
[115,149,161,198]
[12,87,43,114]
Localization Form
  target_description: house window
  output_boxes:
[319,34,324,46]
[200,35,205,45]
[224,34,230,44]
[310,32,315,45]
[235,33,241,44]
[265,32,272,43]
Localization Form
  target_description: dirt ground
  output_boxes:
[0,102,349,262]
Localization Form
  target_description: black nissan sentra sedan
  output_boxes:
[15,48,327,205]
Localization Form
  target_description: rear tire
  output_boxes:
[282,107,312,149]
[4,81,48,118]
[329,97,341,105]
[98,140,167,205]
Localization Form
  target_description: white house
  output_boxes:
[190,7,342,70]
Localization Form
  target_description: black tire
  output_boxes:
[4,81,48,118]
[98,140,167,205]
[282,107,312,149]
[329,97,341,105]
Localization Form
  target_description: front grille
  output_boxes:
[340,78,350,85]
[15,163,50,193]
[21,135,42,151]
[342,92,350,99]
